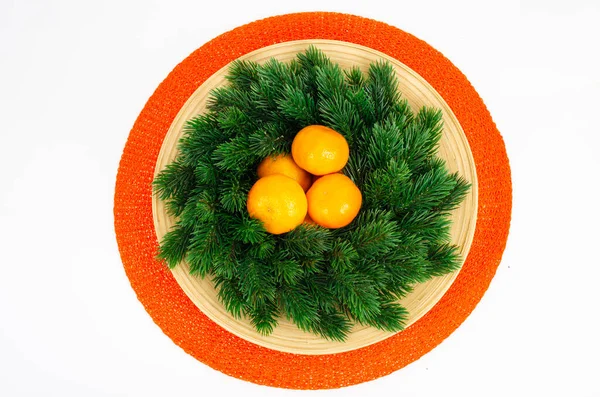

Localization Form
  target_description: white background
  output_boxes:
[1,0,599,396]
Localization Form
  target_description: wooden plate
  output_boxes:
[152,39,478,355]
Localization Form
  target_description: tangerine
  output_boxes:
[257,153,312,192]
[291,125,349,176]
[306,173,362,229]
[247,174,307,235]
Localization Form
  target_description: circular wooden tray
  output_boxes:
[152,39,478,355]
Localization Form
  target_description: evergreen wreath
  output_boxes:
[153,47,470,341]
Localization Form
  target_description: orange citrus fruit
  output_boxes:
[247,174,307,235]
[257,153,312,192]
[306,173,362,229]
[291,125,349,176]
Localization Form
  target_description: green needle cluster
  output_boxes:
[153,47,470,341]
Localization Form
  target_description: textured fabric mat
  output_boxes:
[114,12,512,389]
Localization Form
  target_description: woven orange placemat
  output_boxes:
[114,12,511,389]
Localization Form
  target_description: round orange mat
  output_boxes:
[114,12,512,389]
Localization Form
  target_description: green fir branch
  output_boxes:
[219,174,252,213]
[232,214,267,244]
[280,284,319,332]
[330,268,381,326]
[328,239,359,272]
[225,59,260,90]
[363,158,411,210]
[237,258,277,306]
[424,243,463,276]
[213,275,246,320]
[186,221,222,277]
[366,61,401,121]
[152,160,195,202]
[273,257,303,286]
[309,308,353,342]
[277,84,319,125]
[246,297,279,336]
[365,297,408,332]
[348,209,402,256]
[281,224,333,258]
[156,223,194,268]
[247,122,294,159]
[212,135,257,172]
